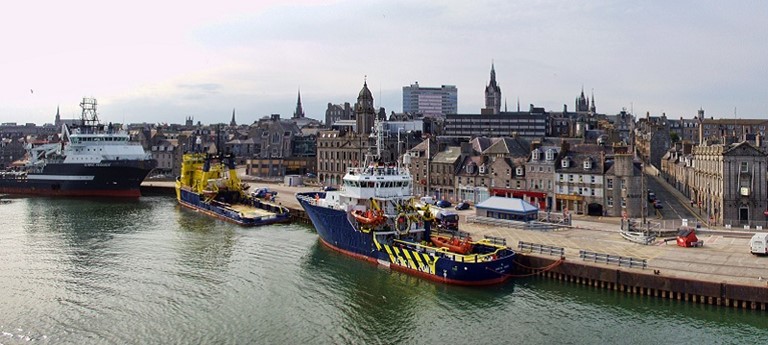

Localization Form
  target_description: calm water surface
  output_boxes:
[1,196,766,344]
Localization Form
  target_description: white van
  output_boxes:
[419,196,436,205]
[749,233,768,255]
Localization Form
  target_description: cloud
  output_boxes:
[1,1,767,125]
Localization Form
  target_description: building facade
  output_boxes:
[691,142,767,226]
[402,82,457,118]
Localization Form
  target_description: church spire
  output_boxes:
[490,61,497,86]
[55,105,61,128]
[589,89,596,113]
[484,61,502,114]
[293,88,305,119]
[230,108,236,127]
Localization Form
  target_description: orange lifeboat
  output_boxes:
[431,235,473,254]
[351,209,384,226]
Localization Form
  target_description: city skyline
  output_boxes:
[1,1,766,125]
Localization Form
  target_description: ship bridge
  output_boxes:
[341,165,412,200]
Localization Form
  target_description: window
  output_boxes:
[546,149,555,161]
[607,178,613,189]
[741,162,749,172]
[561,158,569,168]
[559,174,564,182]
[590,176,596,183]
[516,167,524,176]
[621,199,627,208]
[568,174,574,182]
[583,159,591,170]
[531,149,539,161]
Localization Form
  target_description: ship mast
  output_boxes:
[79,98,99,127]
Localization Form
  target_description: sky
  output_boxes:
[1,0,766,126]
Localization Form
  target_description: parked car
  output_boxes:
[654,200,663,209]
[436,200,452,208]
[251,187,277,199]
[454,201,470,210]
[305,173,317,179]
[322,185,338,192]
[647,192,656,202]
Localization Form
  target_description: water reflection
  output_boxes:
[298,240,517,344]
[172,203,237,282]
[24,197,150,239]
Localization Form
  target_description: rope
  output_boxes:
[487,258,564,278]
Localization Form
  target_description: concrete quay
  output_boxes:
[142,180,768,310]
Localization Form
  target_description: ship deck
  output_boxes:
[229,203,280,218]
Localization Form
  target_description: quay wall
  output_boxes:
[517,255,768,311]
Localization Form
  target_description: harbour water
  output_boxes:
[1,196,766,344]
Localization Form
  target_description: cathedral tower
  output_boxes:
[484,63,502,114]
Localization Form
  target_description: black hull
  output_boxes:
[0,160,156,198]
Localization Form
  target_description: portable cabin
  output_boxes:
[750,233,768,255]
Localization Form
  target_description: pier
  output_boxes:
[141,180,768,310]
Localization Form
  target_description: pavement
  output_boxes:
[143,179,768,287]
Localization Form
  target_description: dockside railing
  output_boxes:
[518,241,565,257]
[579,250,647,269]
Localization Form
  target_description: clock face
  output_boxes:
[740,187,750,196]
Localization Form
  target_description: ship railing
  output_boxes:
[391,238,501,263]
[434,247,501,263]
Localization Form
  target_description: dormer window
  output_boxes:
[531,149,540,161]
[516,167,524,176]
[561,157,570,168]
[583,159,592,170]
[466,163,476,174]
[479,164,486,174]
[545,149,555,161]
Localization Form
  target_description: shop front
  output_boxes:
[555,193,585,214]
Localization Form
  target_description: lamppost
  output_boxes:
[397,127,405,162]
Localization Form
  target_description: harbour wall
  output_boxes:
[516,255,768,311]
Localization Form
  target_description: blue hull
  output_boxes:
[297,192,516,285]
[178,188,290,226]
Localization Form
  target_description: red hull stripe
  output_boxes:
[317,238,512,286]
[0,187,140,198]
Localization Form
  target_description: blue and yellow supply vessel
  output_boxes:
[296,122,515,285]
[176,152,289,226]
